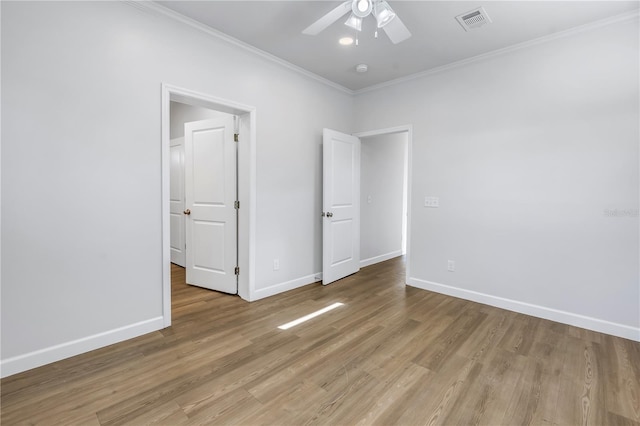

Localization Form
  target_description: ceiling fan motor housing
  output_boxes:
[352,0,373,18]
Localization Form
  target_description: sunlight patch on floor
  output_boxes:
[277,302,345,330]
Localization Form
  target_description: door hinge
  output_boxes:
[234,266,240,275]
[234,133,239,143]
[234,200,240,209]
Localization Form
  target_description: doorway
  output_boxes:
[169,102,232,269]
[161,84,257,327]
[355,125,412,280]
[321,125,412,285]
[169,103,238,294]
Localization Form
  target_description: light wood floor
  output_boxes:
[2,257,639,425]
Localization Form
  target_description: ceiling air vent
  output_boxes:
[455,7,492,32]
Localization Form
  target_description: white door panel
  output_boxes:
[323,128,360,285]
[193,129,226,203]
[331,219,354,264]
[191,221,226,274]
[332,140,355,206]
[184,117,237,294]
[169,137,185,267]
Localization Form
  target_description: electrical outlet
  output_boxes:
[447,260,455,272]
[424,196,440,208]
[273,259,280,271]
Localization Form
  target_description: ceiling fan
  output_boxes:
[302,0,411,44]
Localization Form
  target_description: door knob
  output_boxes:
[326,212,333,217]
[183,209,191,215]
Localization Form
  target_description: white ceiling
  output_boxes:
[157,1,639,92]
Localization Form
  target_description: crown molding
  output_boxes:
[129,2,637,98]
[355,9,640,95]
[128,1,355,96]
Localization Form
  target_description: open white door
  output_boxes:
[323,128,361,285]
[169,137,186,267]
[184,117,237,294]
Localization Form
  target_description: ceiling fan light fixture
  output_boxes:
[374,0,396,28]
[339,36,354,46]
[344,13,363,31]
[351,0,372,18]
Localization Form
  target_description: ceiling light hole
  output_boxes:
[356,63,368,73]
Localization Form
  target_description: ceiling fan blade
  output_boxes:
[382,15,411,44]
[302,1,352,35]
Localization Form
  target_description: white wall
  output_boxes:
[1,1,353,376]
[170,101,228,139]
[1,2,637,378]
[360,133,407,266]
[355,17,640,339]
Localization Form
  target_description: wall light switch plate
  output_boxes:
[424,196,440,208]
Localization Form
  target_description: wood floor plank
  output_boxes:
[302,368,378,426]
[2,257,639,426]
[527,325,567,425]
[498,313,540,357]
[119,401,189,425]
[608,336,640,422]
[353,362,433,426]
[555,337,608,426]
[378,353,479,425]
[501,357,546,425]
[607,410,640,426]
[450,348,529,426]
[181,387,262,425]
[412,307,487,372]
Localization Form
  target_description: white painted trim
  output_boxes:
[251,274,321,302]
[355,10,640,95]
[161,84,257,323]
[134,1,353,95]
[354,125,410,138]
[0,1,3,362]
[241,110,258,302]
[354,124,413,282]
[360,251,403,268]
[0,317,164,378]
[161,86,171,327]
[407,277,640,342]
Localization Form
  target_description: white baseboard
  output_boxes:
[407,277,640,342]
[251,273,321,301]
[360,250,403,268]
[0,316,164,378]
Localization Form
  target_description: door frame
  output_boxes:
[354,124,412,282]
[161,83,257,327]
